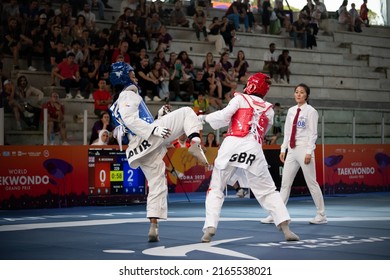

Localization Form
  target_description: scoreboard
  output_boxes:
[88,148,146,197]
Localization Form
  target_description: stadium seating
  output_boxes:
[2,2,389,145]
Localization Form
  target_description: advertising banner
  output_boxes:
[0,146,88,208]
[1,144,389,209]
[323,144,390,194]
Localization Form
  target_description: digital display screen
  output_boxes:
[88,148,146,196]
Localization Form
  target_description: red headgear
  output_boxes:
[244,72,271,97]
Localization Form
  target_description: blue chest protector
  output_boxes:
[109,62,154,142]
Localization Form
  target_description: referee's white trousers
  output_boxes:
[280,144,326,215]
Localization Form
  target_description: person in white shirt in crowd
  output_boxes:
[261,83,327,225]
[263,43,279,83]
[91,129,110,145]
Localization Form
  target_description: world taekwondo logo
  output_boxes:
[104,237,258,260]
[142,237,257,259]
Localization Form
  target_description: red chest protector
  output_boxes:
[227,93,272,144]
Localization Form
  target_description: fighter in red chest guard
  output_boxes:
[198,72,300,243]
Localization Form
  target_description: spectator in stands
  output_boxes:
[89,111,114,144]
[26,13,49,61]
[149,60,170,101]
[290,14,308,48]
[168,58,194,102]
[93,79,112,117]
[338,0,353,31]
[220,16,237,54]
[261,0,273,34]
[128,33,148,65]
[270,1,285,35]
[196,0,210,17]
[56,2,73,28]
[91,129,110,145]
[145,13,163,50]
[44,24,62,63]
[313,0,328,26]
[77,0,97,31]
[310,1,330,35]
[1,0,20,27]
[225,0,249,32]
[171,0,190,27]
[78,29,92,63]
[3,17,36,71]
[71,15,88,41]
[153,50,169,71]
[52,52,87,99]
[278,49,291,84]
[300,0,314,22]
[275,0,293,29]
[135,56,162,102]
[108,19,127,51]
[38,1,55,23]
[86,0,105,21]
[193,7,208,41]
[1,79,34,131]
[203,64,223,109]
[147,1,161,18]
[20,0,40,27]
[215,61,237,102]
[43,91,69,145]
[111,40,130,64]
[118,7,137,36]
[178,51,196,80]
[208,17,229,55]
[300,1,319,37]
[167,52,178,71]
[193,92,211,115]
[49,41,67,83]
[220,51,234,75]
[263,43,279,83]
[89,28,110,59]
[88,56,110,89]
[193,69,206,95]
[349,3,363,32]
[131,48,147,69]
[67,40,85,66]
[205,132,220,148]
[131,7,147,35]
[60,25,72,51]
[243,0,261,33]
[360,0,369,27]
[15,75,44,129]
[156,25,173,53]
[202,52,217,72]
[233,50,250,83]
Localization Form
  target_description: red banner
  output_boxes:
[0,146,88,208]
[323,145,390,194]
[0,144,389,209]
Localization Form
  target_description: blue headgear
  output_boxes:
[110,61,134,87]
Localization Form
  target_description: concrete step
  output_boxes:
[333,30,390,49]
